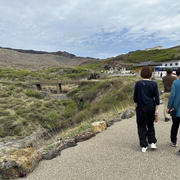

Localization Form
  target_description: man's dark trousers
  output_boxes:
[136,105,157,148]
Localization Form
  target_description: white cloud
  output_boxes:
[0,0,179,58]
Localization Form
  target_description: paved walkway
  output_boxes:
[21,105,180,180]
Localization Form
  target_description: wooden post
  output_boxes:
[36,84,42,90]
[57,83,62,93]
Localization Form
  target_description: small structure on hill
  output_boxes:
[145,46,163,51]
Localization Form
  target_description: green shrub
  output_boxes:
[64,66,89,80]
[44,111,58,121]
[16,107,30,117]
[72,109,91,124]
[0,116,21,137]
[0,68,32,80]
[43,111,61,129]
[24,89,44,99]
[62,99,78,119]
[0,109,10,116]
[81,62,102,72]
[8,85,15,91]
[27,112,43,122]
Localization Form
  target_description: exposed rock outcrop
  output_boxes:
[0,148,41,179]
[75,131,95,143]
[91,121,107,134]
[42,138,77,160]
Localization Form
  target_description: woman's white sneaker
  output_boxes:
[171,142,177,147]
[141,147,148,152]
[150,143,157,149]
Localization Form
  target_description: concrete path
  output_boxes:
[21,105,180,180]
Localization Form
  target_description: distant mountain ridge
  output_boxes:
[0,47,79,58]
[0,46,98,69]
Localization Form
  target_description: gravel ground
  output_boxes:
[20,105,180,180]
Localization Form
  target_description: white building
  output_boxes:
[155,60,180,78]
[161,60,180,67]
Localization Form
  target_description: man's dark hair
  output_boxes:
[176,68,180,76]
[140,66,152,79]
[166,68,173,74]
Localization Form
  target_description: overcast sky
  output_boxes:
[0,0,179,58]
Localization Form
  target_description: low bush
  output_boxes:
[43,111,60,129]
[24,89,44,99]
[64,66,89,80]
[62,99,78,119]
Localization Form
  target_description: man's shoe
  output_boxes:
[150,143,157,149]
[141,147,148,153]
[171,142,177,147]
[165,118,170,122]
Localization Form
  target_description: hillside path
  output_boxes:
[20,104,180,180]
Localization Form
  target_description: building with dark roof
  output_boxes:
[136,61,162,73]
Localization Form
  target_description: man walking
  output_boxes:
[162,68,176,122]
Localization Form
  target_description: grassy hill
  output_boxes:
[0,66,136,138]
[105,45,180,64]
[78,45,180,73]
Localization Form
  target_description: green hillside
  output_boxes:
[0,67,135,138]
[105,45,180,64]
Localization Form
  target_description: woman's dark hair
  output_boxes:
[176,68,180,76]
[140,66,152,79]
